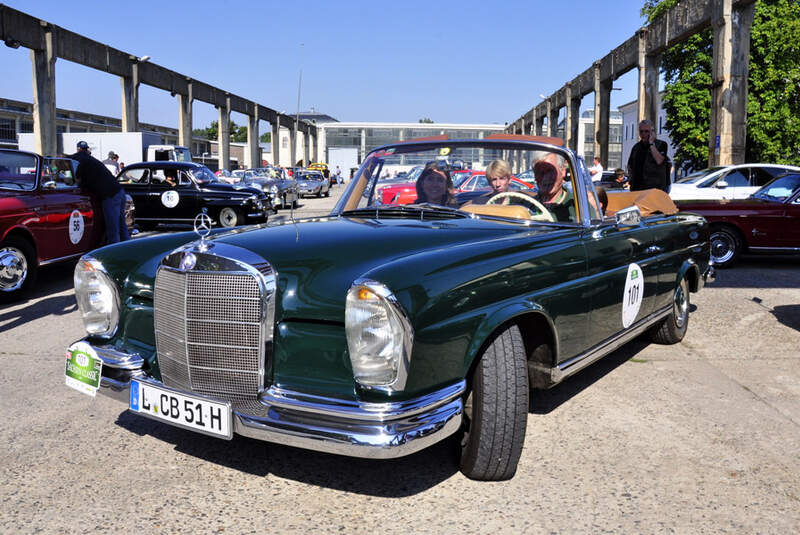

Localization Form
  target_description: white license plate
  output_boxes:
[129,380,232,439]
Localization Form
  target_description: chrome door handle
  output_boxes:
[646,245,663,254]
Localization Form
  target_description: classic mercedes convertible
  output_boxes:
[64,136,714,480]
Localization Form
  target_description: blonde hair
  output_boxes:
[486,159,511,178]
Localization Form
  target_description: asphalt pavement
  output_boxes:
[1,184,798,534]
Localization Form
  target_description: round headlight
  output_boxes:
[345,279,413,390]
[74,257,120,337]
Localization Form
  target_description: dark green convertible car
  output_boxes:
[65,137,714,481]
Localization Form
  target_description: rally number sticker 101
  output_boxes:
[622,263,644,329]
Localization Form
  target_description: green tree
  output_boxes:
[418,117,434,123]
[259,132,271,143]
[643,0,800,170]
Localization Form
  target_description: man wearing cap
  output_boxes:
[102,151,120,175]
[72,141,129,243]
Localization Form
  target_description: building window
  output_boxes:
[0,119,15,140]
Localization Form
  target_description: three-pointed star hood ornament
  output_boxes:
[193,213,213,252]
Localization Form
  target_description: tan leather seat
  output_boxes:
[606,189,678,217]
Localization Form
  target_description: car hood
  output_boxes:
[202,182,264,196]
[113,216,559,325]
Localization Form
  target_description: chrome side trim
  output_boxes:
[553,305,672,383]
[748,246,800,252]
[39,252,83,266]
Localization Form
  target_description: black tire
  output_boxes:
[709,225,741,268]
[0,236,37,303]
[317,189,322,198]
[650,277,690,344]
[325,189,330,197]
[218,207,241,228]
[459,324,528,481]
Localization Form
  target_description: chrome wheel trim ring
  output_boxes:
[0,246,28,292]
[219,208,237,227]
[673,281,689,328]
[710,231,735,264]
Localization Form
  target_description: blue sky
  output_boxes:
[1,0,651,129]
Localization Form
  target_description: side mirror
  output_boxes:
[715,180,728,189]
[615,205,642,226]
[42,180,57,190]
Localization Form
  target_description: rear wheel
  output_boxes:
[650,277,690,344]
[0,237,37,303]
[709,225,741,268]
[218,207,241,227]
[459,324,528,481]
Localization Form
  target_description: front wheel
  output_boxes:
[650,277,689,344]
[709,226,741,268]
[218,207,241,227]
[459,324,528,481]
[0,237,37,303]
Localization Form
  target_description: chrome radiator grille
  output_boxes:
[154,267,265,401]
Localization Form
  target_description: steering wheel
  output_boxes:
[486,191,555,222]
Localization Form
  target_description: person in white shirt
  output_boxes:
[589,156,604,182]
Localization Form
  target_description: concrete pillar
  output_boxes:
[217,97,231,170]
[636,29,647,124]
[312,132,318,162]
[360,128,366,162]
[535,115,545,136]
[318,126,326,163]
[596,80,612,166]
[548,105,559,138]
[544,100,552,137]
[644,53,661,125]
[271,121,280,166]
[303,129,311,165]
[247,110,259,169]
[30,27,56,156]
[289,123,297,166]
[121,62,139,133]
[709,0,754,165]
[178,82,193,150]
[568,95,581,152]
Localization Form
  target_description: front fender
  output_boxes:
[676,258,701,293]
[463,300,558,374]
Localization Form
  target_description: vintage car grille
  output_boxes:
[153,266,267,402]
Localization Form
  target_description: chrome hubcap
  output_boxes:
[710,232,734,264]
[0,247,28,292]
[673,282,688,328]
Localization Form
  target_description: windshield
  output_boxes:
[191,166,218,184]
[675,167,726,184]
[752,173,800,202]
[175,147,192,162]
[0,151,38,191]
[333,141,597,224]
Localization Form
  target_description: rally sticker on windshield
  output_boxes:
[622,263,644,328]
[65,342,103,397]
[68,210,84,244]
[161,190,180,208]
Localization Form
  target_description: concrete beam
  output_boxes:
[217,97,231,171]
[30,23,56,156]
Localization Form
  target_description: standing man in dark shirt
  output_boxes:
[72,141,129,243]
[627,119,671,192]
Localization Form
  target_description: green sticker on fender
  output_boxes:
[65,342,102,397]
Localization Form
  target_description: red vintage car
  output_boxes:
[378,168,533,205]
[676,172,800,267]
[0,149,112,301]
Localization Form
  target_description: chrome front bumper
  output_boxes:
[87,342,465,459]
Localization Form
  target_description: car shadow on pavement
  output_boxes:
[0,263,77,332]
[113,410,459,495]
[771,304,800,332]
[531,336,652,415]
[709,256,800,289]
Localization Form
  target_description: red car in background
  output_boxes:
[0,149,107,301]
[676,172,800,267]
[454,173,535,194]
